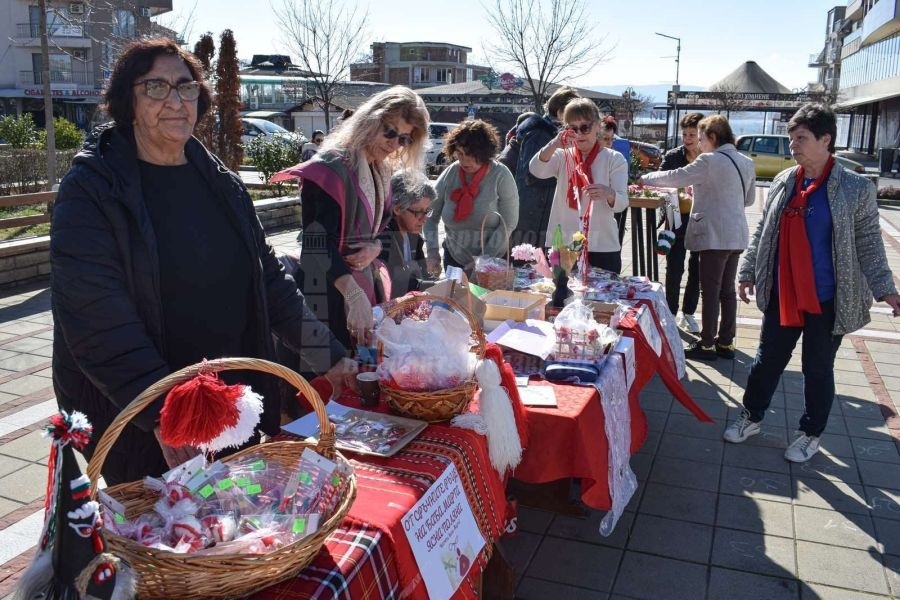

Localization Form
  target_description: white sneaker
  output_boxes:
[678,313,700,334]
[784,432,821,463]
[723,410,761,443]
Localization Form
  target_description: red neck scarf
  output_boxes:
[777,155,834,326]
[566,142,599,210]
[450,163,489,221]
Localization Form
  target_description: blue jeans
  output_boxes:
[743,294,843,437]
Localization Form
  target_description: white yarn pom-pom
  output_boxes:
[199,387,263,454]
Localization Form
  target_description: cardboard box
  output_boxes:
[428,277,486,324]
[613,335,636,391]
[483,290,547,322]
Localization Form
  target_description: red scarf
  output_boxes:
[777,156,834,326]
[450,163,489,221]
[566,142,599,210]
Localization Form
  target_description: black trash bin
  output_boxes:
[879,148,896,174]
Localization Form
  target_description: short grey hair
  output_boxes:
[390,172,435,211]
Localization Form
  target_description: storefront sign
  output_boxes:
[24,88,102,97]
[402,464,485,598]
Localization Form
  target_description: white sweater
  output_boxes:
[528,146,628,251]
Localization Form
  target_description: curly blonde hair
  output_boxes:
[320,86,430,178]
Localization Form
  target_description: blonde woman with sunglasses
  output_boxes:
[273,86,430,349]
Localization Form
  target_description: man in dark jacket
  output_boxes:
[658,112,704,333]
[510,86,580,248]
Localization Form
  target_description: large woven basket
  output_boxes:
[474,211,515,291]
[87,357,357,600]
[378,295,486,422]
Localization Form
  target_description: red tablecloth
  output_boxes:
[255,412,508,600]
[513,297,710,511]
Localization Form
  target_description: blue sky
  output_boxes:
[167,0,842,90]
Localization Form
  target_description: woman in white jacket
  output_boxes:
[639,115,756,361]
[529,98,629,273]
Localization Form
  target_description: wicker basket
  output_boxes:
[378,295,486,422]
[474,211,515,291]
[86,358,357,600]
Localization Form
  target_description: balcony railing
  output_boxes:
[16,21,89,38]
[19,70,97,86]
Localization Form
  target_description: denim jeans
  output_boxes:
[665,214,700,315]
[743,294,843,437]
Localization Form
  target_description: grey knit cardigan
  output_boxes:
[738,162,897,335]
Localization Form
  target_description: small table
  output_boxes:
[628,196,666,280]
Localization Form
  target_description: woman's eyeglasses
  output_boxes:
[383,127,413,147]
[405,207,433,218]
[134,79,202,101]
[565,122,595,135]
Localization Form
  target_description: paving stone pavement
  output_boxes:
[0,188,898,599]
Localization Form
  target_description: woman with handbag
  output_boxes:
[424,119,519,275]
[639,115,756,360]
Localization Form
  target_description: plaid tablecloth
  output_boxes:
[256,422,508,599]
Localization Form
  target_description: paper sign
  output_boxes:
[519,386,558,407]
[402,464,485,598]
[485,319,556,359]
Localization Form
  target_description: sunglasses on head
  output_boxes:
[565,122,595,135]
[383,127,413,147]
[134,79,201,101]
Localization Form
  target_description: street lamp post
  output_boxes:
[655,32,681,150]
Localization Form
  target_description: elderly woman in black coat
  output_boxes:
[379,172,436,297]
[50,38,354,485]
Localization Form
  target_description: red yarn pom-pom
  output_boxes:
[159,373,242,447]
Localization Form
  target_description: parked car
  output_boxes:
[240,117,307,148]
[736,134,866,178]
[424,122,457,175]
[628,139,662,170]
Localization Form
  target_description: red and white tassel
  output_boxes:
[198,387,263,454]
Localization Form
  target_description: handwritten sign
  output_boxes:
[402,464,485,598]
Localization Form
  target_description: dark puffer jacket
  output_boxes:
[510,113,558,247]
[51,124,344,484]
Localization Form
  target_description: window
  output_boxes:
[753,137,780,154]
[782,138,791,155]
[113,9,135,38]
[413,67,430,83]
[435,68,451,83]
[32,52,72,83]
[737,137,752,151]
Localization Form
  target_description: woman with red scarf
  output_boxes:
[725,103,900,463]
[425,119,518,273]
[529,98,628,273]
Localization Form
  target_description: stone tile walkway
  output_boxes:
[0,189,897,599]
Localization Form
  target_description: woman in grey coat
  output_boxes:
[724,103,900,463]
[639,115,756,360]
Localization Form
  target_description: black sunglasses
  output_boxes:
[383,127,413,147]
[565,122,595,135]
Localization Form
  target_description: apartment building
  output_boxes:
[350,41,491,89]
[810,0,900,152]
[0,0,173,129]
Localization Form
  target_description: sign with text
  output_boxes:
[402,464,485,598]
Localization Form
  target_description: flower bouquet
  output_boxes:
[510,243,541,268]
[548,226,585,307]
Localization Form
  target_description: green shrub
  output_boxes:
[38,116,84,150]
[243,136,300,195]
[0,148,78,195]
[0,114,39,148]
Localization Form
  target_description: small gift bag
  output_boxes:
[474,211,515,290]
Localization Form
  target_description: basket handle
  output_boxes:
[479,210,511,263]
[87,357,335,497]
[382,294,486,359]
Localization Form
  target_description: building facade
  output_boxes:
[0,0,173,129]
[350,41,491,89]
[824,0,900,152]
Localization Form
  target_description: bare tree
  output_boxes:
[483,0,613,113]
[215,30,243,171]
[611,87,652,138]
[707,82,746,118]
[273,0,369,133]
